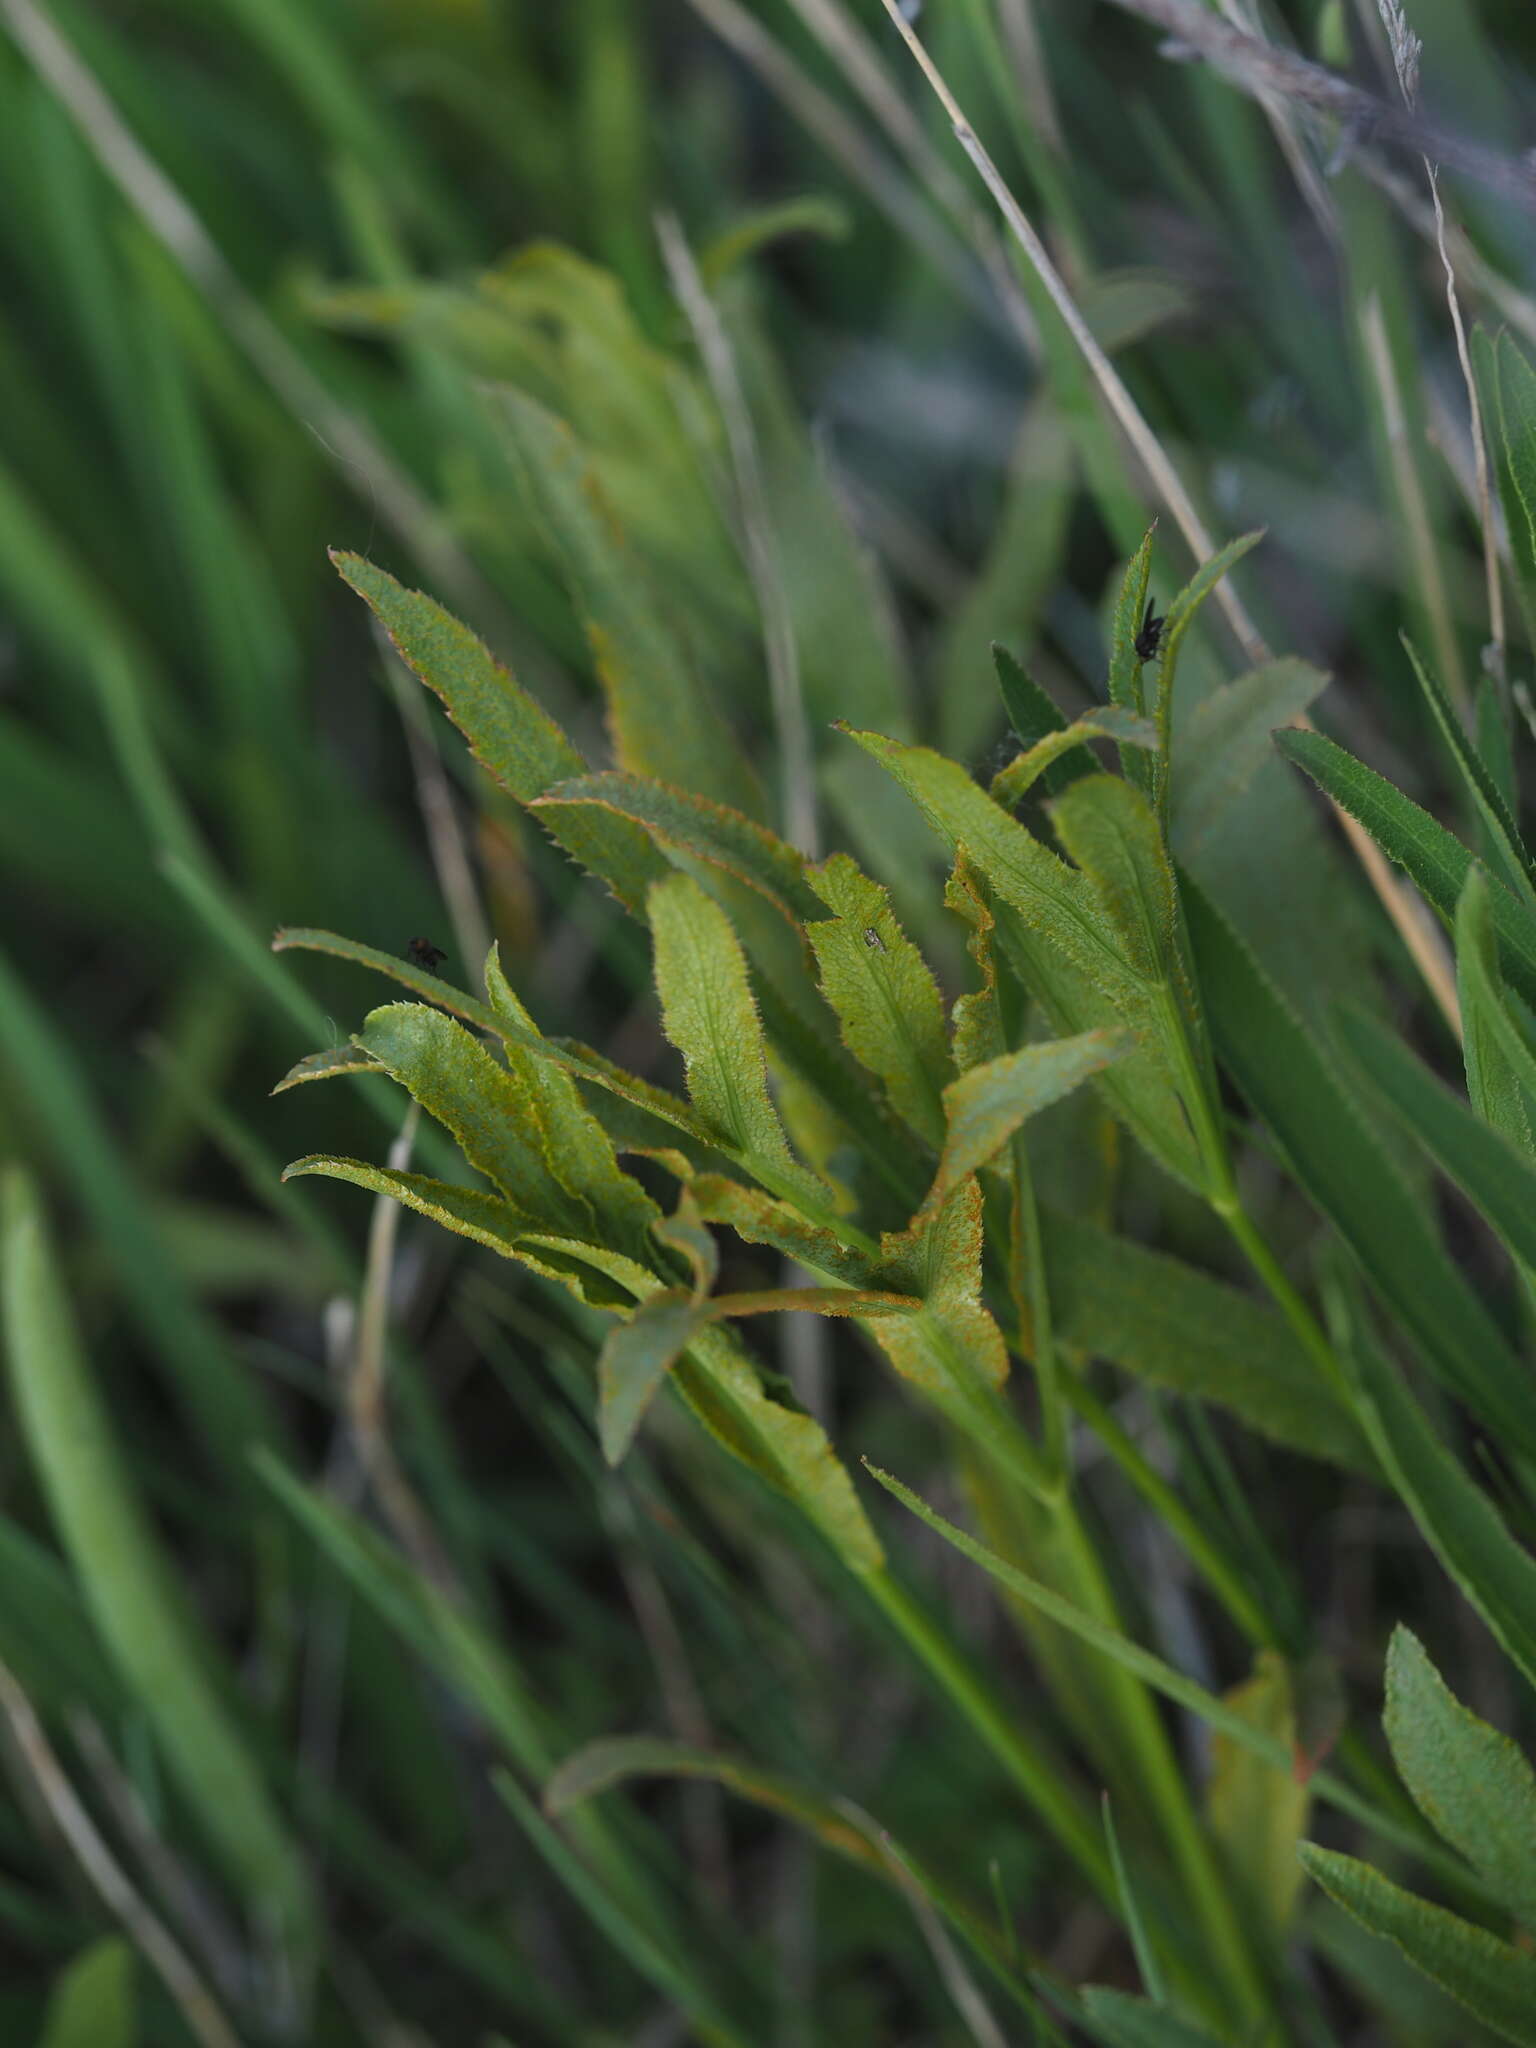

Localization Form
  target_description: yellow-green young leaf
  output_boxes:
[280,1157,641,1309]
[484,947,660,1266]
[705,1287,919,1322]
[654,1185,719,1299]
[844,729,1134,1000]
[1151,531,1265,807]
[271,1043,381,1093]
[39,1939,135,2048]
[805,852,951,1146]
[1107,524,1157,714]
[675,1323,882,1574]
[989,706,1157,812]
[1299,1846,1536,2045]
[845,728,1203,1189]
[600,1290,702,1465]
[498,390,761,819]
[945,856,1006,1073]
[1207,1651,1310,1949]
[535,772,820,930]
[1456,868,1536,1156]
[0,1170,313,1955]
[357,1003,593,1237]
[928,1031,1130,1207]
[330,553,666,914]
[1384,1626,1536,1928]
[872,1179,1009,1401]
[648,874,829,1210]
[688,1175,875,1281]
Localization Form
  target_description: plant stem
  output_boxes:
[1061,1377,1279,1650]
[863,1568,1113,1899]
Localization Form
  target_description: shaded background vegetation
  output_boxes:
[3,0,1536,2041]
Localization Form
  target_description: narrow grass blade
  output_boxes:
[1277,727,1536,1011]
[1185,880,1536,1455]
[1335,1001,1536,1271]
[0,1170,312,1956]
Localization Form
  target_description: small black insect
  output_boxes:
[1134,597,1166,664]
[863,926,887,953]
[408,937,447,972]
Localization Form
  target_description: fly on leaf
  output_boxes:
[1135,599,1165,663]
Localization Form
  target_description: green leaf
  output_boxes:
[946,854,1007,1074]
[498,389,761,817]
[1050,774,1181,987]
[599,1290,701,1465]
[989,706,1158,813]
[1339,1315,1536,1695]
[1335,1001,1536,1273]
[688,1175,873,1282]
[534,770,821,928]
[845,727,1204,1188]
[1384,1626,1536,1928]
[928,1032,1130,1207]
[273,926,505,1033]
[1078,1989,1229,2048]
[993,644,1096,793]
[675,1323,882,1575]
[280,1158,643,1309]
[1456,867,1536,1153]
[871,1179,1010,1401]
[1041,1206,1370,1469]
[1485,329,1536,639]
[1402,636,1535,904]
[39,1940,135,2048]
[331,552,666,913]
[805,851,952,1147]
[1206,1652,1309,1949]
[0,1170,312,1954]
[1299,1846,1536,2045]
[1171,658,1329,857]
[1185,880,1536,1457]
[648,873,828,1210]
[484,946,661,1265]
[1277,727,1536,1012]
[355,1003,597,1240]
